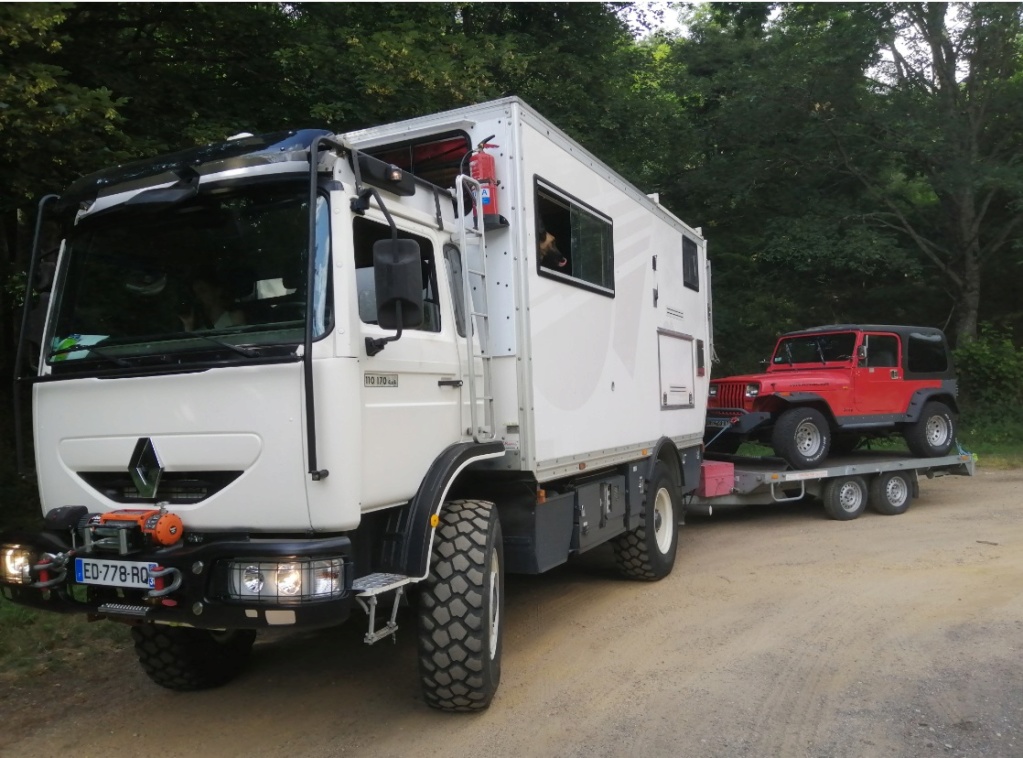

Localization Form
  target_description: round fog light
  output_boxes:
[242,566,264,594]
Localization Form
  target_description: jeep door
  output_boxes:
[853,332,908,415]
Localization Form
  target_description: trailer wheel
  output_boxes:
[131,625,256,691]
[613,462,678,581]
[417,499,503,712]
[904,401,956,457]
[869,472,913,515]
[772,408,831,470]
[821,476,868,521]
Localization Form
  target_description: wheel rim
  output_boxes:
[885,477,908,507]
[487,549,500,659]
[838,482,863,512]
[653,487,674,554]
[795,421,823,457]
[925,415,949,446]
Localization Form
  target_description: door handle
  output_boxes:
[438,379,463,387]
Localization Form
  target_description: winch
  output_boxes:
[79,508,185,555]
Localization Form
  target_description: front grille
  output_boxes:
[710,381,747,410]
[77,471,242,504]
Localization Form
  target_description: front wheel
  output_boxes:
[904,401,956,457]
[131,625,256,691]
[822,476,868,521]
[772,407,831,470]
[613,461,679,581]
[417,499,503,712]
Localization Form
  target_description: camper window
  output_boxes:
[683,236,699,292]
[534,178,614,296]
[353,217,441,332]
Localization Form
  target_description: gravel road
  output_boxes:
[2,467,1021,758]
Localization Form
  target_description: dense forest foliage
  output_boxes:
[1,2,1021,498]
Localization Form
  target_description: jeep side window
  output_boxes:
[907,333,948,373]
[866,335,899,367]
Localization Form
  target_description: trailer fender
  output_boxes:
[379,441,505,578]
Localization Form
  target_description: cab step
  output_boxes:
[352,573,413,645]
[97,602,150,618]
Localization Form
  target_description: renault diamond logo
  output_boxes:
[129,437,163,500]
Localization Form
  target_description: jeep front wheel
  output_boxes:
[771,408,831,470]
[904,401,956,457]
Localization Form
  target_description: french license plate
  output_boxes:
[74,558,157,589]
[706,418,732,428]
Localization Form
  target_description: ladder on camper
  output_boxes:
[453,174,495,442]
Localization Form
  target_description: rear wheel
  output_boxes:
[822,476,868,520]
[613,462,678,581]
[904,401,956,457]
[869,472,913,515]
[131,625,256,691]
[772,408,831,469]
[417,499,503,712]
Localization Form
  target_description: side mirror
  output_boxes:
[857,345,867,362]
[374,238,424,329]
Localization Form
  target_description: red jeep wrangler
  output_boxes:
[705,325,959,469]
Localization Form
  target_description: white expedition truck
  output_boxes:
[2,97,712,711]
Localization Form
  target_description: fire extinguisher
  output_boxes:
[469,136,500,219]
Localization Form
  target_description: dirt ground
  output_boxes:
[2,467,1021,758]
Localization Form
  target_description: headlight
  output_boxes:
[745,384,760,398]
[226,558,344,603]
[1,545,35,585]
[708,386,719,398]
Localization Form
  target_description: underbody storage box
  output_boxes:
[697,461,734,498]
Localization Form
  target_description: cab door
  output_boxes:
[853,332,904,415]
[354,215,463,510]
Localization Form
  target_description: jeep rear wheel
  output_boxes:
[771,408,831,470]
[904,401,956,457]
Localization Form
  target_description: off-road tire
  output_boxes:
[822,476,868,521]
[772,407,831,470]
[904,401,956,457]
[869,472,914,516]
[417,499,503,712]
[131,625,256,691]
[612,462,678,581]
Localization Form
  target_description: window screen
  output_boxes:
[683,236,699,292]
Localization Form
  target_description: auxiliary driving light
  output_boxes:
[0,545,35,585]
[226,558,344,602]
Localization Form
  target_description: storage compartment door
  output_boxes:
[658,330,695,409]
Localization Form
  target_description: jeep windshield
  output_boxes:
[771,332,856,367]
[45,182,331,373]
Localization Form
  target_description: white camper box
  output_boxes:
[345,97,712,484]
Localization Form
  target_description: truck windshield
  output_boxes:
[46,183,331,369]
[772,332,856,365]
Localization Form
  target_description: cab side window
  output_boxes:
[353,217,440,332]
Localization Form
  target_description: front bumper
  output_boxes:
[0,528,355,630]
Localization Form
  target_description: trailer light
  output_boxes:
[1,545,35,585]
[226,558,344,602]
[745,384,760,398]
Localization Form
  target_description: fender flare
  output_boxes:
[379,440,505,579]
[905,385,959,421]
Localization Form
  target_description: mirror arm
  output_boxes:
[366,302,405,357]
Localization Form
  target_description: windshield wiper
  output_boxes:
[47,343,132,367]
[814,339,827,364]
[175,332,259,358]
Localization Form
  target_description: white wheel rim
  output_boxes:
[925,415,949,446]
[885,477,908,507]
[796,421,823,456]
[487,549,500,658]
[653,487,674,554]
[838,482,863,512]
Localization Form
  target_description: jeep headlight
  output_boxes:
[708,385,719,398]
[1,545,35,585]
[226,558,344,602]
[745,383,760,398]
